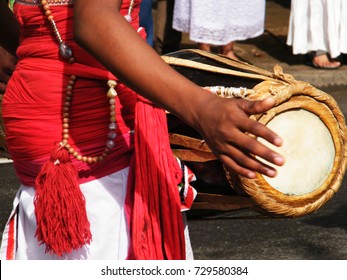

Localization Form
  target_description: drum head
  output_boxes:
[258,109,335,196]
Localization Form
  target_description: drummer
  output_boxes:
[0,0,284,260]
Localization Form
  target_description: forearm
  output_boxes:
[74,0,208,129]
[0,0,20,56]
[73,0,285,178]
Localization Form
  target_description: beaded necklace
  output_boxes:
[40,0,135,164]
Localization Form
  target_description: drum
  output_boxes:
[163,49,347,217]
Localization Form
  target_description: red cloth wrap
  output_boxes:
[2,1,185,259]
[126,96,185,260]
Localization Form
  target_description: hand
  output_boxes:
[194,95,285,179]
[0,46,17,94]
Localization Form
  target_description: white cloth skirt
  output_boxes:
[173,0,265,45]
[287,0,347,58]
[0,167,194,260]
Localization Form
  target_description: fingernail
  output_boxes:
[274,155,285,165]
[274,137,283,146]
[264,97,275,104]
[247,171,256,179]
[266,169,276,177]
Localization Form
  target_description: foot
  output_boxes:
[219,42,239,60]
[222,49,239,60]
[197,43,211,52]
[312,54,341,69]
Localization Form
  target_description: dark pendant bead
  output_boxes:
[59,42,73,60]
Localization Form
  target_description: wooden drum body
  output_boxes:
[164,49,347,217]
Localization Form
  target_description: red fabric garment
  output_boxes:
[3,4,138,186]
[126,96,185,260]
[3,1,186,259]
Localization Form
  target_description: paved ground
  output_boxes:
[1,0,347,260]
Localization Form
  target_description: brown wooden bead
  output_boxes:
[42,0,118,166]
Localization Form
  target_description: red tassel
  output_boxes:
[34,143,92,256]
[126,97,186,260]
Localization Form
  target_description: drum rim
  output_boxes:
[238,83,347,217]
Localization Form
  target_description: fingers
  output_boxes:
[219,154,258,179]
[220,151,277,179]
[0,69,10,95]
[218,132,284,179]
[0,47,17,85]
[0,82,6,94]
[235,131,284,167]
[237,98,283,147]
[0,64,15,83]
[241,117,283,148]
[196,95,285,179]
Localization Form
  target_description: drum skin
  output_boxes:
[164,49,347,217]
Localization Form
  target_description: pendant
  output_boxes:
[124,14,132,23]
[59,42,73,60]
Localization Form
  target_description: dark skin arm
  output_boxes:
[0,0,20,56]
[74,0,285,179]
[0,46,17,94]
[0,1,19,93]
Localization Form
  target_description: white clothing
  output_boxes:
[173,0,265,45]
[1,168,130,260]
[287,0,347,58]
[0,167,194,260]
